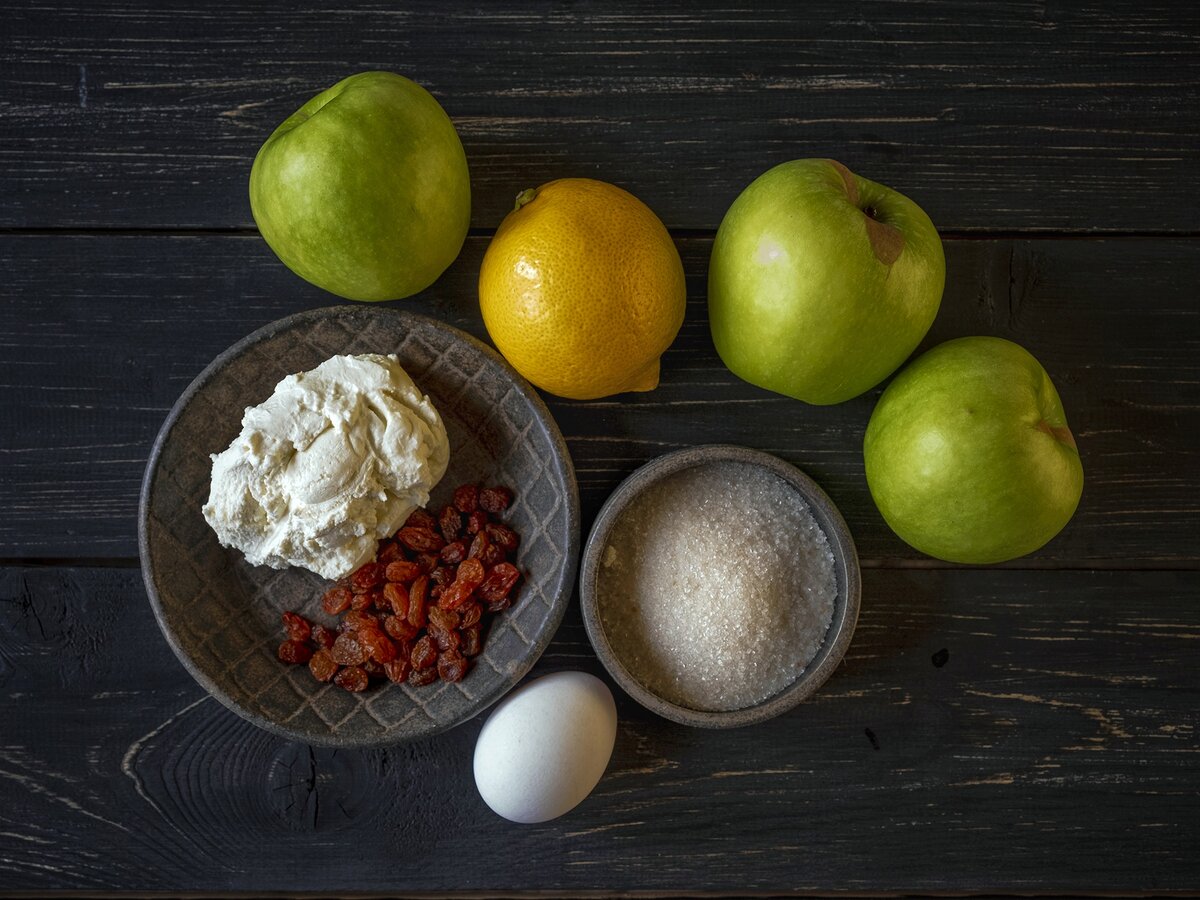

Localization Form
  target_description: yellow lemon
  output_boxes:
[479,178,686,400]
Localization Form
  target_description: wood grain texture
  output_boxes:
[1,233,1197,564]
[2,0,1198,232]
[3,2,1198,893]
[0,565,1195,893]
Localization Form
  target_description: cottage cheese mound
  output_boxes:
[202,353,449,579]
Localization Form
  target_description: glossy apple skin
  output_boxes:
[250,71,470,302]
[864,336,1084,564]
[708,159,944,404]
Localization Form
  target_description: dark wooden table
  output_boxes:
[2,2,1198,894]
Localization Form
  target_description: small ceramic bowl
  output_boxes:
[139,306,579,748]
[579,445,860,728]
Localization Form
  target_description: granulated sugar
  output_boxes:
[597,461,836,712]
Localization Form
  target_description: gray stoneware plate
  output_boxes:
[139,305,579,748]
[579,444,860,728]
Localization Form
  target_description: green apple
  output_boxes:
[864,336,1084,564]
[250,71,470,302]
[708,159,945,404]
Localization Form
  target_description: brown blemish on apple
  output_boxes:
[829,160,903,266]
[829,159,859,206]
[1036,419,1078,450]
[865,216,905,266]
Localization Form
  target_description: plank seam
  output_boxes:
[3,557,1199,572]
[1,227,1199,241]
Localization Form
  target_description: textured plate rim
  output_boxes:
[138,304,580,748]
[578,444,860,729]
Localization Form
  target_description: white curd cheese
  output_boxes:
[201,353,449,580]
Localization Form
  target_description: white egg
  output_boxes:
[473,671,617,823]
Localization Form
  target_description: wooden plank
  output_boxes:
[0,565,1195,893]
[2,0,1198,232]
[2,233,1197,564]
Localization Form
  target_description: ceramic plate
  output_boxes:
[139,305,579,747]
[579,444,859,728]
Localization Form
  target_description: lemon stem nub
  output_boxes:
[514,188,538,211]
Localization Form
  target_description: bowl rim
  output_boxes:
[138,304,580,748]
[579,444,861,728]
